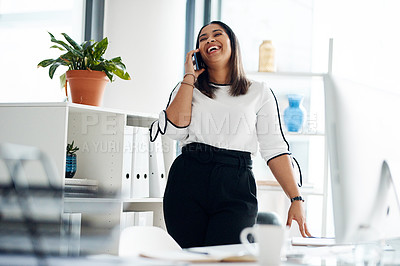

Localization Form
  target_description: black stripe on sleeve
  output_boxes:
[293,157,303,187]
[160,110,168,134]
[166,116,190,129]
[149,120,159,143]
[165,82,181,109]
[150,82,182,142]
[269,88,290,151]
[164,82,191,129]
[266,152,292,165]
[269,88,303,187]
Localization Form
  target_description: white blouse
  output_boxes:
[150,80,291,164]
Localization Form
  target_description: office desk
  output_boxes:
[187,241,400,265]
[1,239,399,266]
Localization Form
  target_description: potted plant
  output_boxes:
[38,32,131,106]
[66,141,79,178]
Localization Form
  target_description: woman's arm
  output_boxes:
[268,154,312,237]
[166,49,205,127]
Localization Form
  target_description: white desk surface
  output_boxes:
[1,239,400,266]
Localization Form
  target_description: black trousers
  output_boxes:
[163,142,258,248]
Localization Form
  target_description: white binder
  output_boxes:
[149,136,167,198]
[134,211,154,226]
[120,212,127,231]
[121,211,135,231]
[130,127,150,198]
[122,211,154,229]
[121,126,134,199]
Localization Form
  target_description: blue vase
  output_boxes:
[66,154,77,178]
[283,94,306,132]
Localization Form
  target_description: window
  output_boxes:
[0,0,84,102]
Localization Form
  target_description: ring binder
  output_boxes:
[130,127,150,198]
[149,136,166,198]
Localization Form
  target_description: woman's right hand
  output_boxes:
[184,49,205,81]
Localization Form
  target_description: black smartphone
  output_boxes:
[193,52,205,70]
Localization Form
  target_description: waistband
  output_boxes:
[181,142,252,168]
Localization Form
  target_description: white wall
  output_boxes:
[103,0,186,114]
[312,0,400,93]
[221,0,314,73]
[312,0,400,237]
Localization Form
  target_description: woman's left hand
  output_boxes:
[286,201,312,237]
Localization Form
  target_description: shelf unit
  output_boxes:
[246,70,329,237]
[0,102,174,254]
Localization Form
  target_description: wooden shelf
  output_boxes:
[256,180,280,187]
[256,180,323,196]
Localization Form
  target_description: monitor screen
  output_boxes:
[324,75,400,244]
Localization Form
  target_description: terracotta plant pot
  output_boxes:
[66,70,109,106]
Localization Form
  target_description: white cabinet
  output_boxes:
[0,102,174,254]
[246,71,329,237]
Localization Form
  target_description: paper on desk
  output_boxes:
[139,249,256,263]
[291,237,337,247]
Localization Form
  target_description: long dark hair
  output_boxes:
[195,21,250,98]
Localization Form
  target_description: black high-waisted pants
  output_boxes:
[163,142,258,248]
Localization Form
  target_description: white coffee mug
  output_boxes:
[240,224,287,265]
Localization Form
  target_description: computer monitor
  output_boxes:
[324,75,400,244]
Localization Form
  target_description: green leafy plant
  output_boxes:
[66,141,79,156]
[38,32,131,88]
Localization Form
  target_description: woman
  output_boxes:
[150,21,311,248]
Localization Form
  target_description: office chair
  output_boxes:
[257,211,282,226]
[119,226,181,257]
[118,213,283,257]
[0,142,65,261]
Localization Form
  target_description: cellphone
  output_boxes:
[193,52,205,70]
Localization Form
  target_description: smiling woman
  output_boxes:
[195,22,249,98]
[150,21,311,249]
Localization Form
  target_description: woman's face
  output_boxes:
[198,23,232,68]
